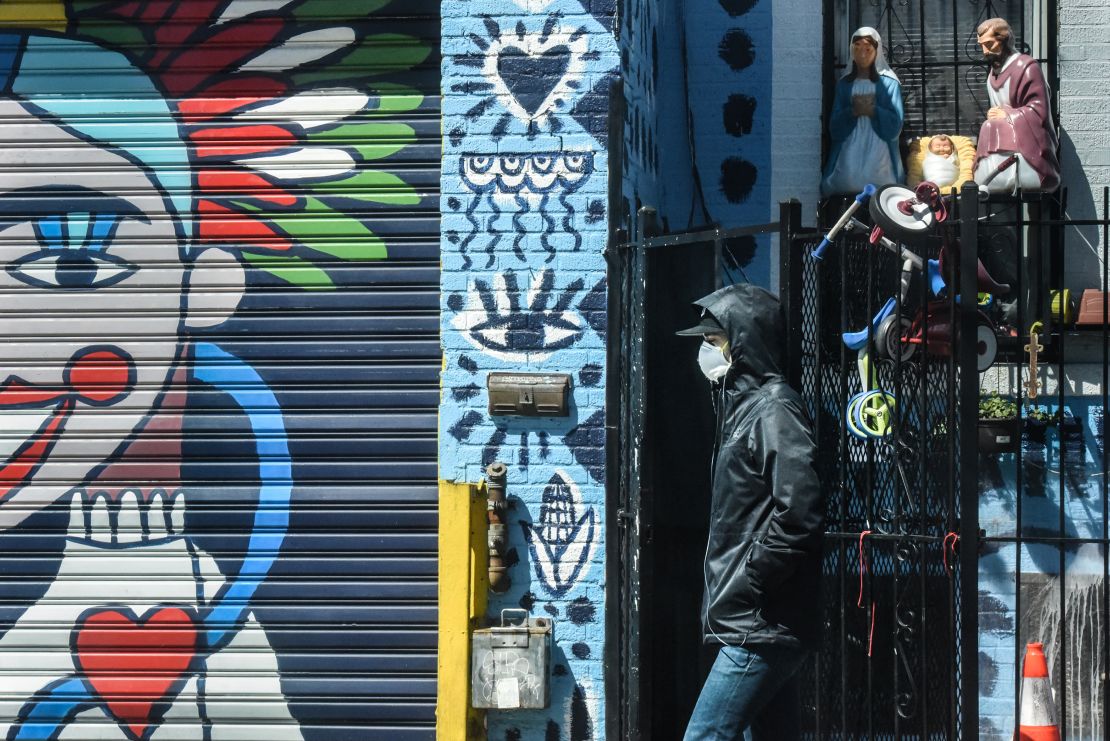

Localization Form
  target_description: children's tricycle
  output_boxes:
[818,181,1009,374]
[814,182,1009,440]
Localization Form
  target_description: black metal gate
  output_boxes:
[608,189,986,738]
[606,208,788,740]
[782,186,985,739]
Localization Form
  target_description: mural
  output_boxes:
[441,0,615,736]
[618,0,774,286]
[0,1,433,739]
[457,152,594,267]
[520,472,597,598]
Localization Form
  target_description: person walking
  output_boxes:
[676,283,825,741]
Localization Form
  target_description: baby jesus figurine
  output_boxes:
[923,134,961,189]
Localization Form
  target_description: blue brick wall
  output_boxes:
[682,0,774,286]
[440,1,618,737]
[620,0,785,289]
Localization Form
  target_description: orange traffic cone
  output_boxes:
[1017,642,1060,741]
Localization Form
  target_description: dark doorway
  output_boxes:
[608,214,788,740]
[639,235,718,738]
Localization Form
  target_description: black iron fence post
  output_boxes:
[957,182,980,738]
[779,199,804,390]
[603,222,627,741]
[630,205,657,741]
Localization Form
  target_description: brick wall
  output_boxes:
[440,0,618,737]
[769,0,822,234]
[623,0,809,289]
[1059,0,1110,288]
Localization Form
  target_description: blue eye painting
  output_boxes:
[8,248,138,289]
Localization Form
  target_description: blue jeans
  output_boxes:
[683,643,808,741]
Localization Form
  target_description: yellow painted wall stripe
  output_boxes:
[437,479,489,740]
[0,0,67,30]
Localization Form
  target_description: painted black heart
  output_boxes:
[497,44,570,117]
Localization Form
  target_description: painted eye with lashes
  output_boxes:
[1,201,146,290]
[7,248,138,289]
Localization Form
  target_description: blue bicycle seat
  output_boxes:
[842,297,897,350]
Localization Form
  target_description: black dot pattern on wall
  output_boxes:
[719,0,758,17]
[718,28,755,71]
[723,93,757,137]
[720,156,758,204]
[714,4,760,206]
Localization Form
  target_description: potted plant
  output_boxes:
[1023,405,1058,445]
[979,393,1021,453]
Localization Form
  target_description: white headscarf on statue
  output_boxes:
[844,26,900,84]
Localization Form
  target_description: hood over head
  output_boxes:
[691,283,784,383]
[844,26,900,83]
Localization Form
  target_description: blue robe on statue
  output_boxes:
[821,73,905,195]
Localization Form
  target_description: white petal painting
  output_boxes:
[236,89,371,130]
[237,148,356,180]
[238,28,357,73]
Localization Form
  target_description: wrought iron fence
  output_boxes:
[973,185,1110,741]
[605,209,791,741]
[608,184,1110,739]
[784,184,1110,739]
[783,186,983,739]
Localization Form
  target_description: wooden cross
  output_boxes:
[1025,323,1044,400]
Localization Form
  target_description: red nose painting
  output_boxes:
[0,347,135,505]
[74,607,199,740]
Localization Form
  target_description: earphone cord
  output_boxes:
[703,535,755,669]
[703,379,754,670]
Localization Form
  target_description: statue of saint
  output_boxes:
[821,27,905,196]
[973,18,1060,193]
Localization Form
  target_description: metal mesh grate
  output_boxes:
[796,232,961,739]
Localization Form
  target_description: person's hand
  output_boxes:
[987,107,1007,121]
[852,94,875,117]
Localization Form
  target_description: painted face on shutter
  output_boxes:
[0,98,188,529]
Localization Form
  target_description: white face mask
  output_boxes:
[698,341,731,381]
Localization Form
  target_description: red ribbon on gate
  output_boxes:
[943,532,960,575]
[857,530,876,657]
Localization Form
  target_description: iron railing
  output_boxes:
[609,185,1110,739]
[783,185,983,739]
[785,184,1110,739]
[605,210,790,741]
[973,186,1110,741]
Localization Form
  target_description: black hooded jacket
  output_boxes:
[695,283,824,648]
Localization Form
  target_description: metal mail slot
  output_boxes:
[487,372,571,417]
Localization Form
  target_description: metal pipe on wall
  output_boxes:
[486,462,510,593]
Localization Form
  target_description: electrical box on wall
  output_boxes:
[471,610,552,709]
[487,372,571,417]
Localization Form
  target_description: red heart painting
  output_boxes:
[74,606,199,740]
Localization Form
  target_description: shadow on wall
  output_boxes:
[1058,128,1102,287]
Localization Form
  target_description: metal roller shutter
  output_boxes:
[0,2,440,740]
